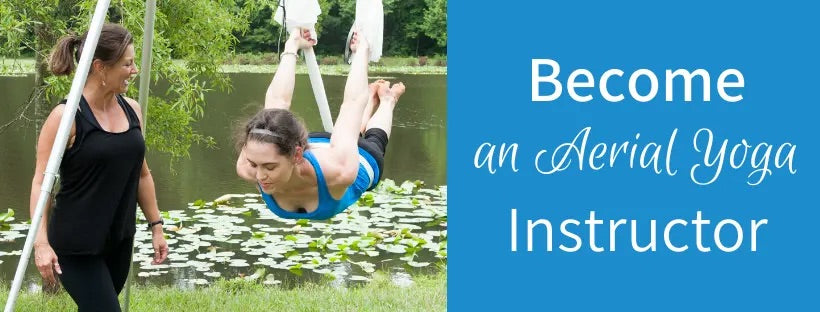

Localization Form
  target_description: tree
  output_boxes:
[422,0,446,49]
[0,0,254,163]
[231,0,281,53]
[1,0,449,157]
[230,0,448,57]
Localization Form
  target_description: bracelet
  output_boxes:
[281,51,299,60]
[147,219,164,231]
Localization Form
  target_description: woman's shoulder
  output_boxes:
[45,101,71,125]
[121,96,141,112]
[308,148,358,190]
[39,101,76,140]
[120,96,144,124]
[308,148,351,186]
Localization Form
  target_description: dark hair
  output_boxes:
[50,23,133,76]
[236,109,309,157]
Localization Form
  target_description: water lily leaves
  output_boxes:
[365,250,380,257]
[284,250,299,259]
[254,257,278,267]
[390,271,414,287]
[350,261,376,274]
[192,279,209,285]
[167,253,189,261]
[357,193,375,207]
[229,260,250,267]
[263,274,281,285]
[0,230,26,241]
[243,268,266,281]
[193,199,206,209]
[0,250,22,257]
[213,194,235,205]
[377,243,407,254]
[3,179,446,288]
[0,209,14,223]
[204,271,221,278]
[289,263,303,276]
[313,268,331,274]
[407,261,430,268]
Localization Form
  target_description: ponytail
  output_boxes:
[48,24,133,76]
[49,35,81,76]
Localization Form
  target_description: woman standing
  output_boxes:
[29,23,168,311]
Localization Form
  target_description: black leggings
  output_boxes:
[309,128,389,187]
[57,239,133,312]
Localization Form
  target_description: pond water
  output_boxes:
[0,72,447,289]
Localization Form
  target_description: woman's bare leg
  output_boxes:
[360,80,384,134]
[365,82,405,138]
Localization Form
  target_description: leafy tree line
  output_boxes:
[1,0,251,162]
[2,1,447,59]
[0,0,445,165]
[235,0,447,57]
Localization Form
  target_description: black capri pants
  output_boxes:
[56,238,134,312]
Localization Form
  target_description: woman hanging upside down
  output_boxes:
[235,29,405,220]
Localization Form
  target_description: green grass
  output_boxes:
[1,56,447,76]
[220,63,446,75]
[0,271,446,312]
[223,53,446,75]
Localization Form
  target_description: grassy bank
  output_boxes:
[0,271,446,311]
[1,56,447,76]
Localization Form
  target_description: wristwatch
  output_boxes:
[148,219,164,230]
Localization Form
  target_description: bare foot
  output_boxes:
[369,79,385,106]
[376,80,394,104]
[378,81,404,105]
[389,82,405,102]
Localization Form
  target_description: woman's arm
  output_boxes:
[125,97,168,264]
[265,29,316,110]
[30,104,70,285]
[236,149,256,182]
[135,159,167,264]
[30,105,65,246]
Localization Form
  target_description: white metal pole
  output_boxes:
[3,1,112,311]
[137,0,156,125]
[122,1,157,311]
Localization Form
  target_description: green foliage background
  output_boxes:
[0,0,446,163]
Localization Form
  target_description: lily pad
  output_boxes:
[349,275,370,282]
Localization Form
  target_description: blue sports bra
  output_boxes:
[260,137,380,220]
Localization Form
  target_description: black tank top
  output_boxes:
[48,95,145,255]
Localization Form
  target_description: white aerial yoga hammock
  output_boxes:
[275,0,334,132]
[3,1,112,311]
[345,0,384,63]
[275,0,384,132]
